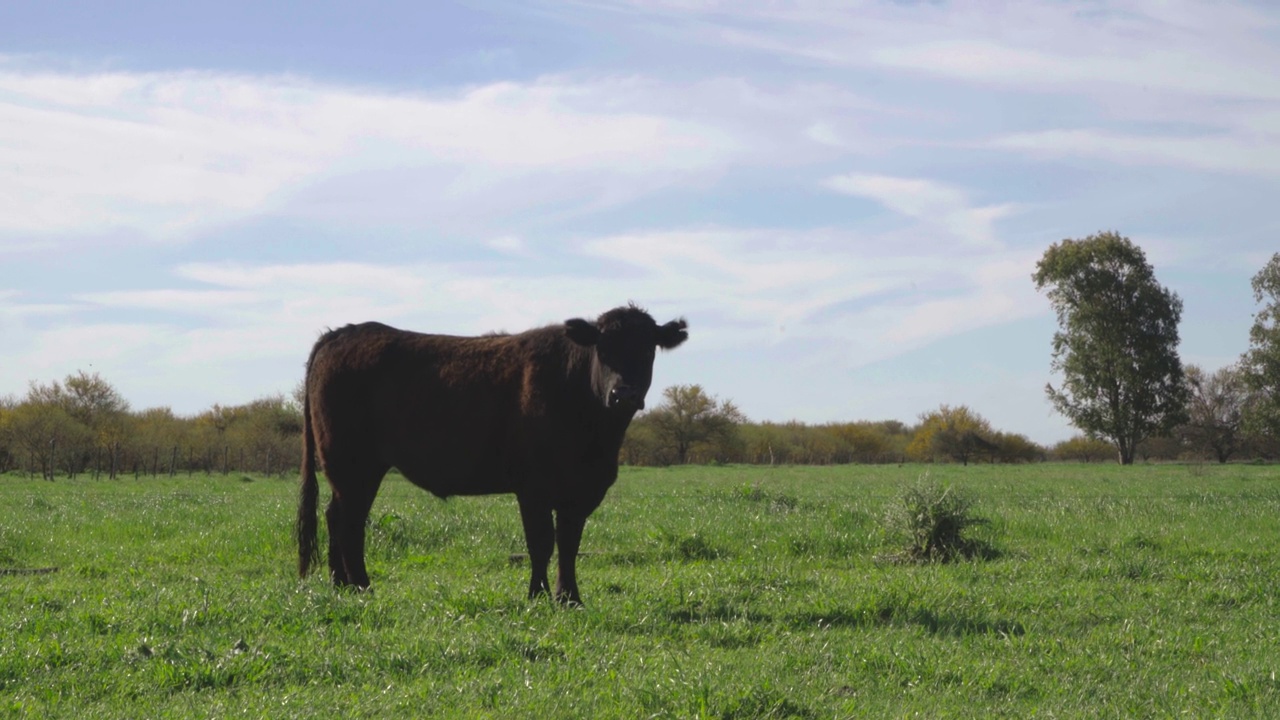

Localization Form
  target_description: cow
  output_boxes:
[296,304,687,605]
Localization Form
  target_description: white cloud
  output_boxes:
[0,290,74,318]
[988,129,1280,177]
[588,0,1280,97]
[824,173,1013,248]
[872,41,1280,101]
[580,228,1039,360]
[0,64,737,240]
[567,0,1280,176]
[76,289,259,312]
[1,229,1046,412]
[804,121,844,148]
[487,236,530,256]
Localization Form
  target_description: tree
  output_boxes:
[1135,434,1182,462]
[23,371,131,476]
[738,422,794,465]
[1033,232,1188,464]
[0,395,16,473]
[1180,364,1251,463]
[642,385,746,464]
[59,370,130,426]
[907,404,995,465]
[1241,253,1280,438]
[1052,435,1114,462]
[990,432,1044,464]
[6,400,88,479]
[828,422,895,463]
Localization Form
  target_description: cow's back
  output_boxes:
[309,324,529,491]
[308,322,554,496]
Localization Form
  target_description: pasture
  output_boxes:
[1,463,1278,718]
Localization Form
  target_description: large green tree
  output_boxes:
[1241,253,1280,437]
[1033,231,1188,465]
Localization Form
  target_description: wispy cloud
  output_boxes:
[2,228,1043,409]
[566,0,1280,177]
[581,228,1040,358]
[988,129,1280,177]
[824,173,1014,248]
[0,64,737,241]
[872,40,1280,101]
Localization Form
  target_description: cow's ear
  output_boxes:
[656,319,688,349]
[564,318,600,347]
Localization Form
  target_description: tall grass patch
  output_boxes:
[880,474,992,562]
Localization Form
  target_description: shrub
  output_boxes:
[880,475,989,563]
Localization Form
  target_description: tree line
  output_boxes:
[2,371,1276,479]
[0,372,301,480]
[617,384,1279,467]
[2,239,1277,475]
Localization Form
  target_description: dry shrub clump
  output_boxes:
[880,475,991,563]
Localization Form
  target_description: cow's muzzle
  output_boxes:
[608,385,645,411]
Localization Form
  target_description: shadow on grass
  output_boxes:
[877,539,1003,565]
[667,600,773,625]
[717,686,817,720]
[661,596,1026,639]
[790,606,1025,638]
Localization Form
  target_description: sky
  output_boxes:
[1,0,1277,445]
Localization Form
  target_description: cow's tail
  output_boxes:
[297,341,322,579]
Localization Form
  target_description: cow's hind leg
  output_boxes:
[339,484,381,589]
[325,496,351,586]
[517,496,554,599]
[324,465,386,590]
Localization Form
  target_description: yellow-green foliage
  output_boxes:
[906,404,994,463]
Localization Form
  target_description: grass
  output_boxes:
[1,463,1278,718]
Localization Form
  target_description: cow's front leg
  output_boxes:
[554,510,587,606]
[517,496,554,599]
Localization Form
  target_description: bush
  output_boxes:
[880,475,990,563]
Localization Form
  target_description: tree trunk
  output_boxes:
[1117,438,1135,465]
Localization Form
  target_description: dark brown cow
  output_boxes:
[296,304,687,605]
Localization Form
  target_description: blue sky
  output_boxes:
[2,0,1277,444]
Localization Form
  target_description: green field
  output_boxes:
[2,463,1278,718]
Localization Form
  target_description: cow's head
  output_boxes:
[564,304,687,412]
